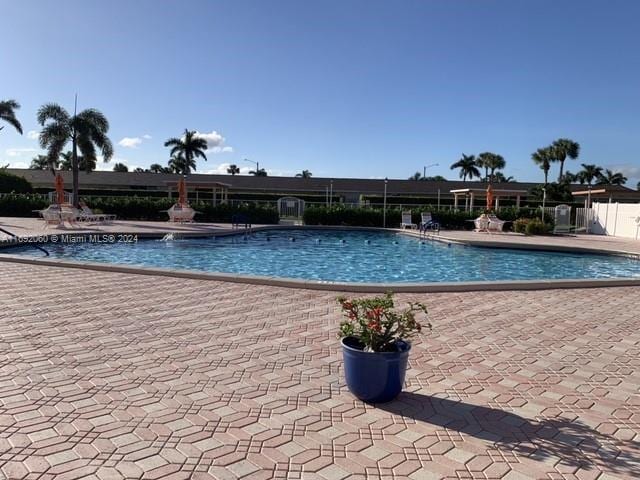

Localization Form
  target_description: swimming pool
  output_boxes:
[4,229,640,284]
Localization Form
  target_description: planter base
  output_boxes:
[341,337,410,403]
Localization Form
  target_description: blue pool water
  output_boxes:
[5,229,640,283]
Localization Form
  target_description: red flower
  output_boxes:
[367,320,382,332]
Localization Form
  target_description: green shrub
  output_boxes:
[302,206,477,229]
[0,193,48,217]
[513,218,530,233]
[524,218,551,235]
[0,171,33,193]
[0,194,279,223]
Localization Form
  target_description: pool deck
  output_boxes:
[0,261,639,479]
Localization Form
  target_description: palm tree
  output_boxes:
[551,138,580,182]
[408,171,422,181]
[250,168,267,177]
[168,154,195,174]
[113,163,128,172]
[562,171,578,183]
[0,99,23,135]
[149,163,165,173]
[476,153,491,181]
[450,154,480,182]
[164,129,208,174]
[597,169,627,185]
[133,167,145,173]
[423,175,447,181]
[59,151,96,173]
[296,170,312,178]
[486,154,505,182]
[227,164,240,175]
[37,103,113,206]
[531,147,553,185]
[492,172,515,183]
[577,164,603,185]
[29,154,57,173]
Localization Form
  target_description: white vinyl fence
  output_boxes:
[590,202,640,239]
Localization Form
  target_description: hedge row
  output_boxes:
[302,205,550,230]
[0,171,33,194]
[0,194,279,224]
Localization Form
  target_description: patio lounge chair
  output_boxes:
[78,203,116,223]
[474,214,490,232]
[400,211,416,229]
[167,204,197,223]
[487,214,506,232]
[38,205,62,226]
[419,212,440,233]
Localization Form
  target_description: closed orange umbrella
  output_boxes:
[55,174,65,205]
[486,184,494,211]
[178,177,187,206]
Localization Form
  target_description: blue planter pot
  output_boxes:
[341,336,411,403]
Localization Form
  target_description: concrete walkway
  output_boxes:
[0,262,638,479]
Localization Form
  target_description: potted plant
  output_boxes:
[337,293,430,403]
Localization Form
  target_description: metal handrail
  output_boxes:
[0,227,50,257]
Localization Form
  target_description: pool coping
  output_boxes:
[1,225,640,292]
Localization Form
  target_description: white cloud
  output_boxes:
[207,146,234,154]
[607,164,640,180]
[188,130,234,154]
[142,134,152,140]
[118,137,143,148]
[193,130,224,146]
[5,148,38,157]
[94,156,143,172]
[7,161,29,169]
[27,130,40,140]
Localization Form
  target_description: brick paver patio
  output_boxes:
[0,262,639,479]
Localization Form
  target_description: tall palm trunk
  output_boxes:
[72,134,79,207]
[558,160,565,182]
[544,169,548,185]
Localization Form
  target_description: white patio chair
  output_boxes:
[167,204,197,223]
[79,204,116,223]
[474,214,490,232]
[487,214,506,232]
[400,211,416,229]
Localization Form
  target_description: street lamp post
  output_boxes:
[244,158,259,175]
[423,163,439,178]
[329,181,333,207]
[383,178,388,228]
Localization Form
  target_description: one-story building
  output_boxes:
[6,168,640,207]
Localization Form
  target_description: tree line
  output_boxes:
[1,99,636,197]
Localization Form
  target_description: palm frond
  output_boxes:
[37,103,70,126]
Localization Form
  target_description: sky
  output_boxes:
[1,0,639,186]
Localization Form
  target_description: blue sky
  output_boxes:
[1,0,639,185]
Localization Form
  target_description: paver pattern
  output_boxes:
[0,262,639,479]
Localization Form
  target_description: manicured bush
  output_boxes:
[0,193,48,217]
[513,218,530,234]
[302,206,478,229]
[86,197,279,223]
[524,218,551,235]
[0,171,33,193]
[0,194,279,223]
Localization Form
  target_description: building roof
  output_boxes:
[6,168,640,198]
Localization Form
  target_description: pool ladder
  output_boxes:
[419,224,440,241]
[0,227,50,257]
